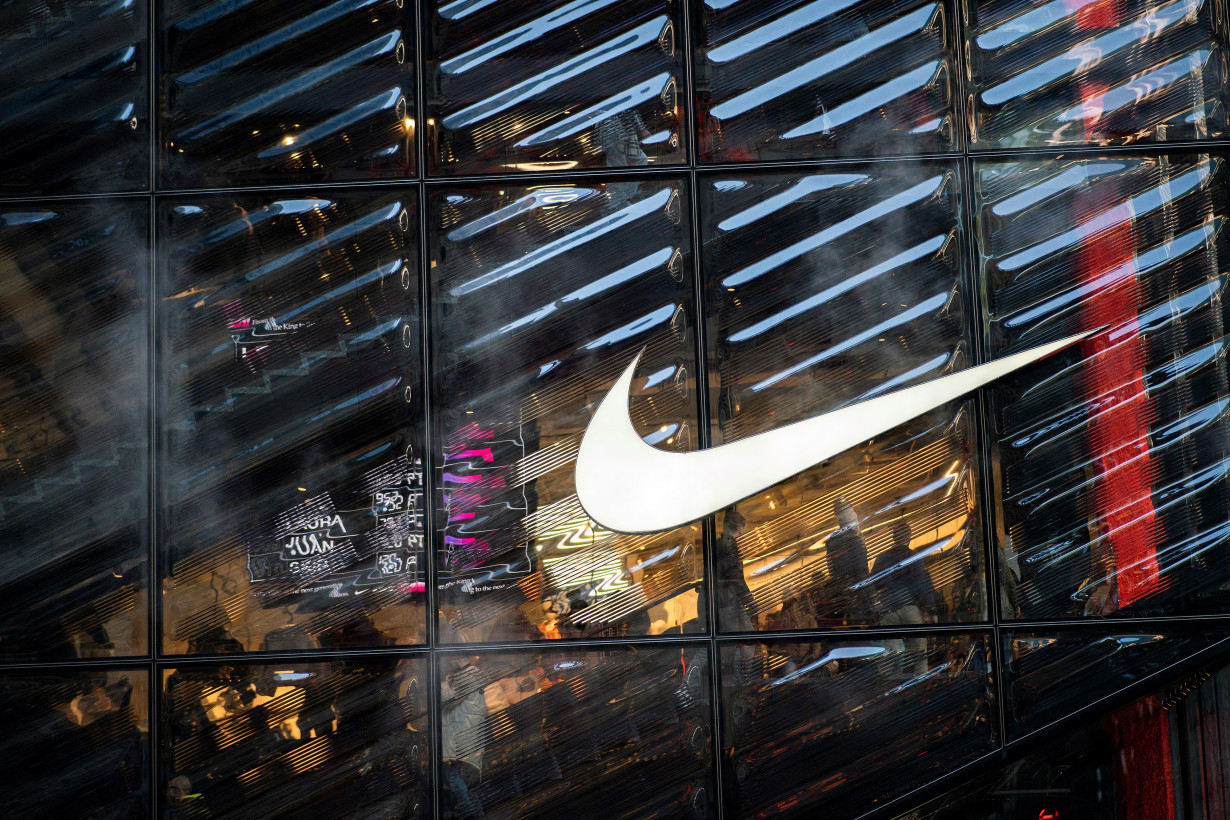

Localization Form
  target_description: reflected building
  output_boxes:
[1,0,1230,817]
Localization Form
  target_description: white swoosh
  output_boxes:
[576,334,1087,534]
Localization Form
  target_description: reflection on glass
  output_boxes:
[1003,627,1226,739]
[0,668,149,817]
[430,179,702,642]
[891,653,1230,820]
[0,0,148,194]
[159,191,425,654]
[438,644,712,818]
[701,166,985,632]
[426,0,685,174]
[0,200,150,661]
[163,657,427,817]
[965,0,1228,149]
[978,153,1230,620]
[694,0,957,162]
[161,0,415,187]
[720,634,995,818]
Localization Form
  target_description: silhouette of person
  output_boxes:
[715,507,757,631]
[871,522,936,676]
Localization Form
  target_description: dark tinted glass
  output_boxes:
[720,633,996,818]
[892,672,1211,820]
[429,178,703,642]
[1003,626,1226,739]
[159,190,425,654]
[701,165,986,632]
[425,0,686,175]
[0,0,149,194]
[0,199,150,661]
[694,0,959,162]
[0,668,149,818]
[964,0,1228,149]
[161,0,416,187]
[163,656,428,817]
[977,152,1230,621]
[438,644,713,818]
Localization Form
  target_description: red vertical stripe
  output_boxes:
[1069,0,1164,609]
[1109,697,1177,820]
[1067,0,1124,32]
[1077,237,1165,606]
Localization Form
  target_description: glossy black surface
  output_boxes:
[163,657,428,817]
[0,0,149,194]
[438,644,713,818]
[429,178,703,642]
[720,633,996,818]
[0,199,150,661]
[159,190,425,654]
[894,652,1230,820]
[426,0,686,175]
[0,668,149,818]
[977,152,1230,621]
[161,0,416,188]
[701,165,986,632]
[694,0,959,161]
[1003,626,1227,739]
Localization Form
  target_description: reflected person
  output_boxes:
[596,108,651,210]
[715,507,757,632]
[442,656,487,819]
[823,498,871,622]
[871,522,937,676]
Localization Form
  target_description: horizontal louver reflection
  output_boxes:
[160,191,425,654]
[701,167,985,632]
[721,634,995,818]
[161,0,415,187]
[965,0,1228,148]
[979,153,1230,620]
[0,0,147,193]
[696,0,958,162]
[0,201,149,661]
[430,179,702,641]
[439,645,712,817]
[163,658,427,817]
[426,0,684,174]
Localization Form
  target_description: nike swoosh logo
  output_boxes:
[576,334,1087,534]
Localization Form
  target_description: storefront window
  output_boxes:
[2,0,1230,816]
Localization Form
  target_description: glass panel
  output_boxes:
[425,0,685,175]
[0,667,150,817]
[977,153,1230,621]
[891,672,1207,819]
[1003,626,1226,739]
[700,164,986,632]
[0,0,149,194]
[162,656,428,817]
[720,632,996,818]
[438,644,713,817]
[694,0,959,162]
[0,199,150,661]
[964,0,1228,149]
[160,0,415,188]
[429,178,702,642]
[159,190,425,655]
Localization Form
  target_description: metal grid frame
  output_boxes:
[0,0,1229,817]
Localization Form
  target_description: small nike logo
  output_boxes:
[576,334,1087,534]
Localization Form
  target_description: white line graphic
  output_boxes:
[576,334,1086,534]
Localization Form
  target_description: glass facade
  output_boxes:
[2,0,1230,817]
